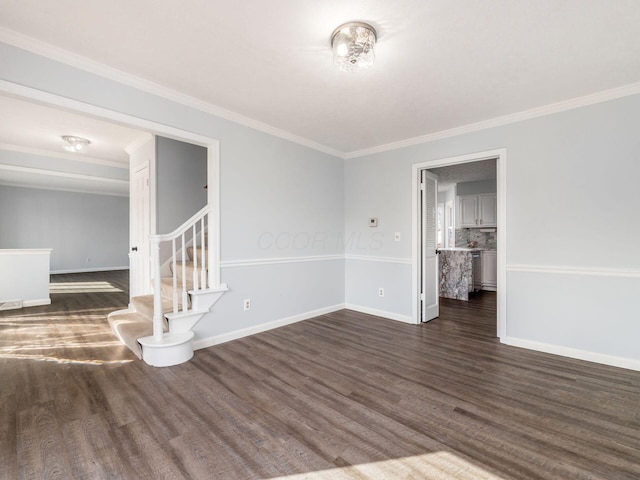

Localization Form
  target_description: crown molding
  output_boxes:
[0,180,128,197]
[0,142,129,169]
[0,163,128,196]
[345,82,640,159]
[3,27,640,162]
[0,27,344,159]
[0,163,128,184]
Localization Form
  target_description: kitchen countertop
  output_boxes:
[439,247,496,252]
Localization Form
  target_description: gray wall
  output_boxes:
[156,136,207,234]
[0,42,345,343]
[437,186,455,205]
[345,93,640,364]
[0,185,129,272]
[456,179,496,196]
[3,41,638,367]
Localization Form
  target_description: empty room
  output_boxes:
[1,2,639,479]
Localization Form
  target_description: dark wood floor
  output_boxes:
[1,271,639,479]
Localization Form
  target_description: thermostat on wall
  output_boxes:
[369,218,378,227]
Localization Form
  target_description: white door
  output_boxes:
[131,164,150,298]
[420,170,439,322]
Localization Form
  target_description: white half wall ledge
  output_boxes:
[503,336,640,373]
[192,303,345,350]
[0,248,51,305]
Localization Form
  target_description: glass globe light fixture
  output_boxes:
[331,22,377,72]
[61,135,91,153]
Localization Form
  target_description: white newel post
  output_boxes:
[150,236,164,342]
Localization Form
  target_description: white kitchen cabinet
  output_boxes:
[458,196,478,227]
[457,193,497,227]
[478,194,497,226]
[481,250,497,291]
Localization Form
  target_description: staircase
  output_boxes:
[108,205,227,367]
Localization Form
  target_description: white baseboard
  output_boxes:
[503,336,640,372]
[1,298,50,310]
[193,303,346,350]
[344,303,414,324]
[51,266,129,274]
[23,298,51,308]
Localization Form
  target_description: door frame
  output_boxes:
[411,148,507,339]
[1,81,222,292]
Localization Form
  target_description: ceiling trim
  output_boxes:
[0,27,344,159]
[0,142,129,169]
[0,163,129,197]
[344,81,640,159]
[0,180,128,197]
[0,79,217,148]
[0,163,129,185]
[3,27,640,162]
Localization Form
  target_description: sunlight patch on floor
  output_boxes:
[0,309,134,365]
[49,281,123,293]
[0,352,133,364]
[270,451,505,480]
[4,308,116,321]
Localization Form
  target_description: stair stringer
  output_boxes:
[165,284,228,333]
[138,283,228,366]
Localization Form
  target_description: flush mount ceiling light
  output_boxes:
[331,22,377,72]
[61,135,91,153]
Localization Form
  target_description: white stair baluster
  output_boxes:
[181,233,188,312]
[200,216,206,290]
[151,238,163,342]
[192,224,198,291]
[172,238,178,313]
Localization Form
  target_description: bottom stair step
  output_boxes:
[108,311,153,359]
[138,331,195,367]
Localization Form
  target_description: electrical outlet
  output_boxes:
[243,298,251,311]
[394,232,401,241]
[378,288,384,297]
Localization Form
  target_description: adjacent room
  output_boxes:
[1,1,639,479]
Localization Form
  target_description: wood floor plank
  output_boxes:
[1,272,639,479]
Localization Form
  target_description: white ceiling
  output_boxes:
[0,96,148,165]
[1,0,640,157]
[0,95,149,195]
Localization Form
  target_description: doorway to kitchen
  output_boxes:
[412,149,506,339]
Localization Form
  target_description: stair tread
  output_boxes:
[161,276,195,286]
[108,311,165,360]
